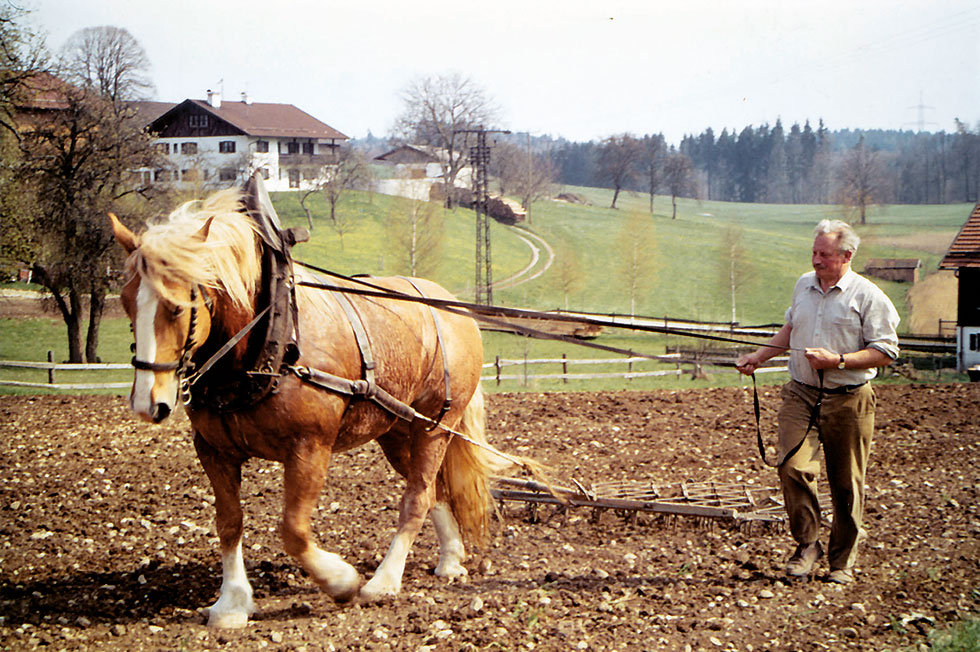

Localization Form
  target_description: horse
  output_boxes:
[109,177,508,629]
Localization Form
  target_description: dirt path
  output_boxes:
[1,383,978,650]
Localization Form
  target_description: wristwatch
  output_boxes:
[837,354,846,370]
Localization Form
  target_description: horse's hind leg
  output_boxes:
[281,440,360,602]
[360,423,450,602]
[430,500,467,578]
[194,433,255,629]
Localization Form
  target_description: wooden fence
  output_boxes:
[482,353,789,385]
[0,352,130,390]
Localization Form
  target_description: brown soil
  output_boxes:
[1,384,978,651]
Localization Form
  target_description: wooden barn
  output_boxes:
[863,258,922,283]
[939,201,980,375]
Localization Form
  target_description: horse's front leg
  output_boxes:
[360,426,449,602]
[281,440,360,602]
[194,432,255,629]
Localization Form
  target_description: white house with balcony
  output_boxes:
[134,90,348,191]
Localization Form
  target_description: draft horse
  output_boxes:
[110,176,502,628]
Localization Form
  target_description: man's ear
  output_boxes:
[108,213,138,253]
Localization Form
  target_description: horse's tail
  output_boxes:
[438,382,509,548]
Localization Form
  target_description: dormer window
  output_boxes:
[188,114,208,128]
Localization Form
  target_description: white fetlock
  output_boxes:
[434,557,468,578]
[305,548,360,602]
[206,587,255,629]
[359,572,402,603]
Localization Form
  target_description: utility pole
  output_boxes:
[456,126,509,305]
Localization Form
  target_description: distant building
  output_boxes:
[939,201,980,375]
[863,258,922,283]
[133,90,348,192]
[373,144,472,201]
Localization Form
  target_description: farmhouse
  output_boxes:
[134,91,348,192]
[939,201,980,374]
[372,144,473,201]
[863,258,922,283]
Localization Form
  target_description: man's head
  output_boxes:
[812,219,858,287]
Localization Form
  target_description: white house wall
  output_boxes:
[155,135,335,192]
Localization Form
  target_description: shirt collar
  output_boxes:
[808,268,855,294]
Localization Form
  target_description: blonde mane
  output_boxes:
[129,188,262,310]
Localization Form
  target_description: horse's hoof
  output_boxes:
[358,577,400,604]
[434,560,468,579]
[206,609,250,629]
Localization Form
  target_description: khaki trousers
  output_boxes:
[777,380,876,571]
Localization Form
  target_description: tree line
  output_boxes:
[545,120,980,212]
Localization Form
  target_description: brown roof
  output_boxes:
[145,98,347,141]
[864,258,921,270]
[940,202,980,269]
[130,101,175,125]
[16,72,74,111]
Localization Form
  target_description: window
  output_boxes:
[219,168,237,181]
[288,169,300,188]
[260,167,270,180]
[302,141,314,155]
[156,143,170,154]
[181,142,198,155]
[154,169,170,182]
[287,141,299,155]
[181,168,200,182]
[255,140,269,153]
[219,141,236,154]
[188,114,208,128]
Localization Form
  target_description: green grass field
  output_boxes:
[1,187,972,394]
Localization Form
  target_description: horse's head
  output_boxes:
[111,213,215,423]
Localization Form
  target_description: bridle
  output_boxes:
[130,281,275,406]
[130,285,210,405]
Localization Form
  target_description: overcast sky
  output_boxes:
[26,0,980,145]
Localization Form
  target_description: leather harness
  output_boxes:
[175,174,454,431]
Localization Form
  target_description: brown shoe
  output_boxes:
[828,568,854,584]
[785,542,823,577]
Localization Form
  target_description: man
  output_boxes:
[736,219,899,584]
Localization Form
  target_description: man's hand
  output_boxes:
[804,347,839,370]
[735,352,760,376]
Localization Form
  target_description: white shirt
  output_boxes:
[785,269,900,388]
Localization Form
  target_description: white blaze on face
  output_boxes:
[131,279,161,416]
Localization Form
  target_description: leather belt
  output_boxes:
[795,379,867,395]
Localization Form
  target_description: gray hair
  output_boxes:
[814,219,860,255]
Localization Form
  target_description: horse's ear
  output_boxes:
[195,216,215,242]
[108,213,139,253]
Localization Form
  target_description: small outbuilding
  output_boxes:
[939,201,980,375]
[863,258,922,283]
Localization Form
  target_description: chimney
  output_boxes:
[241,91,251,105]
[206,89,221,108]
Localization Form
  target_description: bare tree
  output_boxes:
[493,139,555,225]
[719,223,751,324]
[385,197,444,278]
[663,150,697,219]
[298,146,371,245]
[59,26,154,104]
[392,72,498,207]
[616,210,657,316]
[0,3,48,136]
[641,133,666,214]
[17,27,161,362]
[836,136,885,225]
[597,133,642,209]
[551,239,585,311]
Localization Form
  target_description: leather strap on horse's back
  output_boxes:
[401,278,453,430]
[331,290,377,386]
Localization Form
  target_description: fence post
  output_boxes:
[627,350,633,382]
[562,353,568,384]
[495,355,501,386]
[47,350,54,385]
[523,350,528,386]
